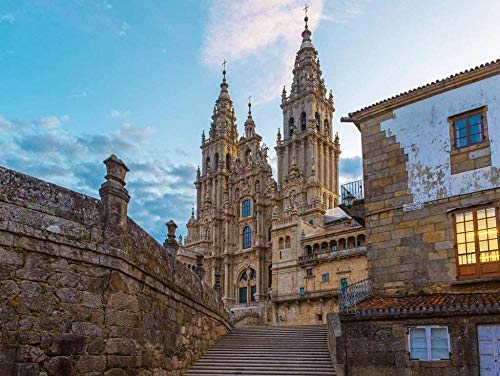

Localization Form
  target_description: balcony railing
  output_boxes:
[341,180,364,205]
[298,246,367,266]
[339,278,372,313]
[298,254,318,263]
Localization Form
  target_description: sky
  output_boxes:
[0,0,499,241]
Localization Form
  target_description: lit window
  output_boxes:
[306,268,313,278]
[242,226,252,249]
[322,273,329,282]
[455,207,499,280]
[409,326,450,361]
[452,109,485,148]
[241,199,251,217]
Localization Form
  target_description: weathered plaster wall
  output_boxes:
[380,75,500,205]
[0,165,231,375]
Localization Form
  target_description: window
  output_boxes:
[308,219,314,225]
[324,119,329,136]
[268,265,272,288]
[306,268,313,278]
[408,326,450,361]
[316,313,323,322]
[322,273,329,282]
[268,226,272,242]
[300,112,307,131]
[452,109,485,148]
[242,226,252,249]
[285,236,291,249]
[289,117,295,137]
[315,112,321,132]
[299,287,305,299]
[455,206,500,280]
[239,287,248,304]
[340,278,348,291]
[241,199,251,217]
[250,285,257,302]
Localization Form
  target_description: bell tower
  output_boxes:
[276,13,341,218]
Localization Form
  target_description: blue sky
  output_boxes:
[1,0,499,241]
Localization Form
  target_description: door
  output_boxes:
[478,325,500,375]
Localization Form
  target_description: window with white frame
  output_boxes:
[408,326,450,361]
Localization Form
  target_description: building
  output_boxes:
[330,60,500,375]
[178,15,368,325]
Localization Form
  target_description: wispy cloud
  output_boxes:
[118,21,129,36]
[0,13,15,24]
[109,109,130,119]
[0,114,194,240]
[202,0,367,103]
[339,156,363,184]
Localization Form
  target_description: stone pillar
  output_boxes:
[163,220,178,257]
[99,155,130,249]
[194,255,205,279]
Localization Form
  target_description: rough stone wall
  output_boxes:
[0,165,231,375]
[360,110,500,294]
[328,311,500,376]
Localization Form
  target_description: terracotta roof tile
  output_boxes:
[345,292,500,318]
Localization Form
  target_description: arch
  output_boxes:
[330,240,338,252]
[242,226,252,249]
[300,112,307,131]
[315,112,321,132]
[338,238,346,250]
[289,117,295,137]
[285,236,291,249]
[279,237,284,250]
[324,119,330,136]
[323,193,327,206]
[241,199,251,217]
[205,156,211,173]
[238,267,257,304]
[357,234,366,247]
[225,153,231,171]
[320,242,328,254]
[214,152,219,170]
[305,245,313,255]
[328,196,333,209]
[313,243,320,254]
[347,236,356,249]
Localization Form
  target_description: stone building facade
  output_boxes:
[329,60,500,375]
[179,16,367,326]
[0,157,231,375]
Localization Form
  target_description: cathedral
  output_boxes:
[178,15,367,325]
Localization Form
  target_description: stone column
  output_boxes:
[99,155,130,249]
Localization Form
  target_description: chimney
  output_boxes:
[99,155,130,249]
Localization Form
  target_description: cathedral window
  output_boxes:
[285,236,291,249]
[315,112,321,132]
[205,157,211,173]
[268,226,272,242]
[242,226,252,249]
[241,199,251,217]
[238,268,257,304]
[289,117,295,136]
[324,119,330,136]
[279,237,284,250]
[268,265,272,288]
[214,153,219,171]
[225,153,231,170]
[300,112,307,131]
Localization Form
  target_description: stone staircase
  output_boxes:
[186,325,335,375]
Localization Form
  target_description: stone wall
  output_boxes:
[328,310,500,376]
[0,160,231,376]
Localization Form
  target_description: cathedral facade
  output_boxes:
[179,16,367,325]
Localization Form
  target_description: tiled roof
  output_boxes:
[345,292,500,318]
[324,207,351,223]
[349,59,500,119]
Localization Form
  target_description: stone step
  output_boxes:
[186,324,335,376]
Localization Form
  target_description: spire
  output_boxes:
[244,95,255,138]
[301,5,313,49]
[218,60,229,100]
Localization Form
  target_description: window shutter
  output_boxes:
[409,328,427,360]
[430,327,450,360]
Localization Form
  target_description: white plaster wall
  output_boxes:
[380,75,500,205]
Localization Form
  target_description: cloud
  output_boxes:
[38,116,61,129]
[0,13,15,24]
[202,0,367,103]
[0,114,194,240]
[118,21,129,36]
[339,156,363,184]
[109,109,130,119]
